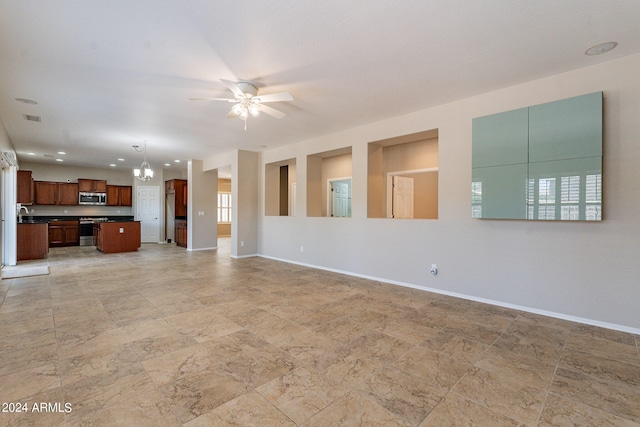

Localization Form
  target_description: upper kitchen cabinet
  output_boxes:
[107,185,133,206]
[472,92,603,221]
[78,178,107,193]
[17,170,34,205]
[34,181,79,205]
[58,183,79,205]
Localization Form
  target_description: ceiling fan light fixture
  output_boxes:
[248,103,261,118]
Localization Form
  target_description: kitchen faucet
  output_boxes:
[17,205,30,223]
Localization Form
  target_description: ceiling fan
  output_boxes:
[190,79,294,130]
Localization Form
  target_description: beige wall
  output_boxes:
[188,159,217,250]
[257,53,640,333]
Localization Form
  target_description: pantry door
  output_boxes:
[137,186,160,243]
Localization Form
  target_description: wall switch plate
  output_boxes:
[119,228,124,233]
[198,211,204,216]
[300,246,304,253]
[240,241,244,247]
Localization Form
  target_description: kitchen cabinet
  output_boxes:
[175,220,187,248]
[166,179,187,218]
[34,181,78,205]
[48,220,79,247]
[78,178,107,193]
[58,183,79,205]
[94,221,141,254]
[17,222,49,260]
[106,185,133,206]
[34,181,58,205]
[17,170,34,205]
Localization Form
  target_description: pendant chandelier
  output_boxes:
[133,142,154,181]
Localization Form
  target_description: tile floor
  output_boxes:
[0,240,639,426]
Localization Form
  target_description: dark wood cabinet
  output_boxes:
[78,178,107,193]
[166,179,187,217]
[48,220,79,247]
[34,181,78,205]
[175,220,187,248]
[17,223,49,260]
[17,170,34,205]
[34,181,58,205]
[107,185,133,206]
[94,221,141,254]
[58,183,79,205]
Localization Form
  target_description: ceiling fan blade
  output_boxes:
[189,97,237,102]
[259,104,287,119]
[252,92,294,103]
[220,79,247,99]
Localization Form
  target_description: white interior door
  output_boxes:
[330,179,351,217]
[137,186,160,243]
[392,176,414,219]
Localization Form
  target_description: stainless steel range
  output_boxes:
[79,217,108,246]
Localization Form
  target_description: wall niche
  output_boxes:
[367,129,439,219]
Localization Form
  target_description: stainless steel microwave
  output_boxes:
[78,192,106,205]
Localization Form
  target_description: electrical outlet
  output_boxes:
[241,241,245,247]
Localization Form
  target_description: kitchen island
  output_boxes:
[93,221,141,254]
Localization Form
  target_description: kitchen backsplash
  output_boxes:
[29,205,133,217]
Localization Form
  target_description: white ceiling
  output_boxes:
[1,1,639,173]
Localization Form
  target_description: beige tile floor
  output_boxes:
[1,239,639,426]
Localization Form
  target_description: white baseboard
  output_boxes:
[187,246,218,252]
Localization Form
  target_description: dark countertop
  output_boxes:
[20,215,135,223]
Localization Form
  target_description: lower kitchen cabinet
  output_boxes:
[94,221,141,254]
[175,220,187,248]
[17,223,49,260]
[49,220,80,247]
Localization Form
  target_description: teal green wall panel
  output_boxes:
[529,92,602,163]
[472,164,528,219]
[528,156,601,178]
[472,107,529,168]
[527,157,602,221]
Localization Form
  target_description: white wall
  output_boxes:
[256,53,640,333]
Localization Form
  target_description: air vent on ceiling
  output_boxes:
[23,114,41,122]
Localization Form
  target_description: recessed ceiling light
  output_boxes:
[174,160,181,163]
[585,41,618,55]
[15,98,38,105]
[57,151,66,155]
[109,164,116,167]
[117,158,125,162]
[27,152,36,156]
[55,158,63,162]
[164,163,171,167]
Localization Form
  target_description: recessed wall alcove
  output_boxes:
[367,129,439,219]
